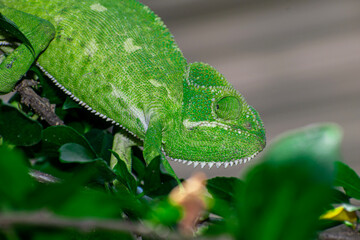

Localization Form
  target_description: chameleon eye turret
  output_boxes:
[215,96,241,120]
[0,0,265,174]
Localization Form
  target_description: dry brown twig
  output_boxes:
[15,79,64,126]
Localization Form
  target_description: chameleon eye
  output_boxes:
[215,96,241,120]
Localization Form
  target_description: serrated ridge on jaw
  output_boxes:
[164,151,260,169]
[35,63,140,140]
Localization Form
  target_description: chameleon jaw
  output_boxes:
[163,150,259,169]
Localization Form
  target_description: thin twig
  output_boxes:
[29,169,61,184]
[15,79,64,126]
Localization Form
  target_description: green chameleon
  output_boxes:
[0,0,265,178]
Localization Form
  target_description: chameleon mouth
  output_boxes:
[163,150,260,169]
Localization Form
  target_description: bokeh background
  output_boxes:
[1,0,359,179]
[140,0,360,178]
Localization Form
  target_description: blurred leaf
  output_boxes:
[0,101,42,146]
[111,150,137,194]
[232,161,334,240]
[59,143,97,163]
[0,13,35,55]
[0,145,33,204]
[56,188,123,218]
[143,156,161,193]
[334,161,360,200]
[224,124,339,240]
[146,200,182,226]
[262,123,343,168]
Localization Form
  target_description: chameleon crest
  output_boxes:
[0,0,265,172]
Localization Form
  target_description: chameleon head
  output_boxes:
[162,62,266,165]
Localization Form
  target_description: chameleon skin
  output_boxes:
[0,0,265,165]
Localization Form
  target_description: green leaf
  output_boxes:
[334,161,360,200]
[0,101,42,146]
[111,151,137,194]
[63,97,81,110]
[86,159,117,183]
[262,123,343,168]
[132,155,146,180]
[56,188,124,218]
[207,177,242,203]
[0,13,35,56]
[142,156,164,197]
[206,177,243,218]
[85,129,114,161]
[0,145,33,204]
[59,143,116,183]
[42,125,95,153]
[59,143,97,163]
[141,156,177,197]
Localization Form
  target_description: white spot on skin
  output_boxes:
[84,39,98,57]
[54,15,64,23]
[149,79,162,88]
[124,38,142,53]
[183,119,229,130]
[90,3,107,12]
[109,83,148,130]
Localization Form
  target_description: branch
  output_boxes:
[0,211,182,239]
[15,79,64,126]
[0,211,228,240]
[29,169,61,184]
[318,224,360,240]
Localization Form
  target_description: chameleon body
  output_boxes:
[0,0,265,170]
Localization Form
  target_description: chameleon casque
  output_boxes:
[0,0,265,177]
